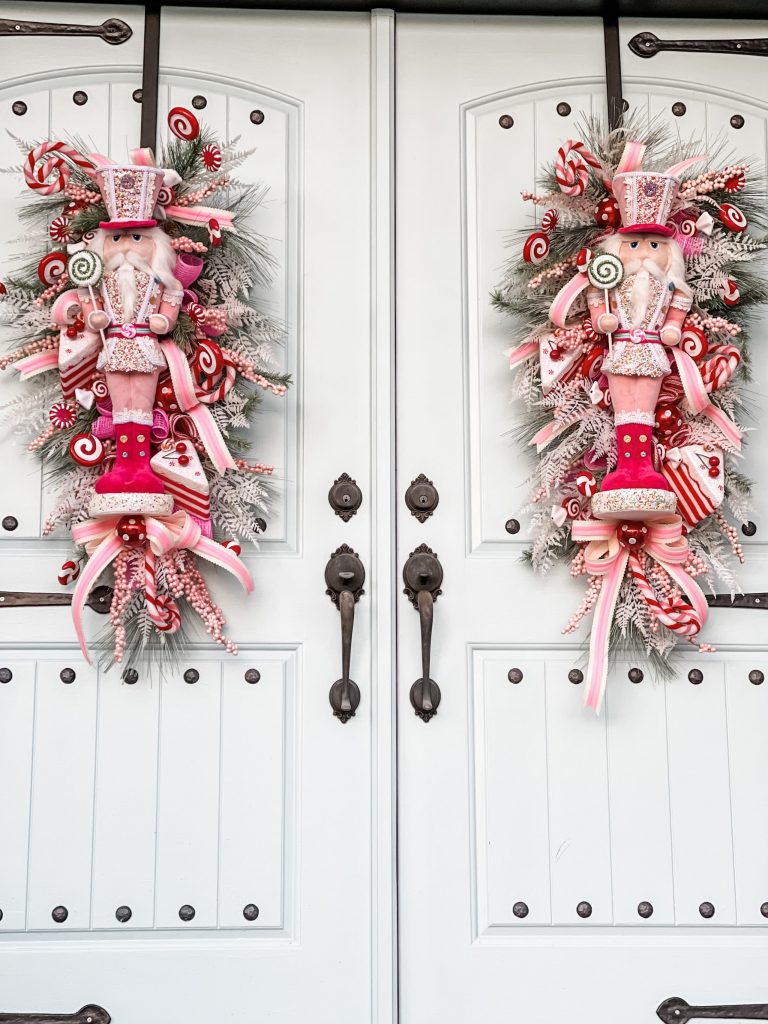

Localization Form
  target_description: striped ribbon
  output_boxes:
[671,347,741,449]
[572,514,707,713]
[14,350,59,379]
[71,510,252,662]
[506,341,539,368]
[161,341,236,474]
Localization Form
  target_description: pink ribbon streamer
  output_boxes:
[71,510,252,662]
[550,273,589,328]
[506,341,539,368]
[15,350,59,378]
[161,340,236,474]
[671,347,741,449]
[572,515,707,713]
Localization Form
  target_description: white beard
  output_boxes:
[622,257,667,328]
[106,250,154,320]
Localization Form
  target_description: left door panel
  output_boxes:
[0,6,386,1023]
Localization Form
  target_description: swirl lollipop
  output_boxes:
[587,252,624,353]
[68,250,105,344]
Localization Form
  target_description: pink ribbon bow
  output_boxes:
[571,514,709,713]
[71,510,253,662]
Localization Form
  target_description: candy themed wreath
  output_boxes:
[495,117,767,712]
[0,107,288,666]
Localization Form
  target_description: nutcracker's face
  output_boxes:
[102,229,155,268]
[618,234,670,273]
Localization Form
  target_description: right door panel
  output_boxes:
[396,14,768,1024]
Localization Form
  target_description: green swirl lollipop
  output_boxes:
[587,252,624,351]
[67,249,103,288]
[587,252,624,290]
[67,250,105,342]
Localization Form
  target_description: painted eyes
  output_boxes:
[650,241,659,249]
[112,234,121,242]
[132,234,142,242]
[629,241,639,249]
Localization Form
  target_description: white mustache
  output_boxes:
[622,257,666,279]
[105,249,153,275]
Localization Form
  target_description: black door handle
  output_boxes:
[0,1006,110,1024]
[325,545,365,723]
[658,998,768,1022]
[402,544,443,722]
[706,593,768,610]
[0,585,112,614]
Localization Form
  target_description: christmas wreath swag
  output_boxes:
[0,108,289,667]
[496,118,767,712]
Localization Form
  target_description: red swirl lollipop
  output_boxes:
[523,231,550,264]
[167,107,200,141]
[680,324,708,360]
[719,203,747,233]
[38,251,67,285]
[69,432,105,466]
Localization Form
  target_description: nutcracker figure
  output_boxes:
[588,168,692,520]
[80,163,183,516]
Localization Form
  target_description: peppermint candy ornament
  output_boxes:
[576,471,598,497]
[49,216,72,244]
[719,279,740,306]
[187,303,206,326]
[725,171,746,194]
[523,231,550,264]
[38,252,67,285]
[208,218,222,248]
[69,432,105,466]
[167,106,200,141]
[222,539,241,556]
[576,247,593,273]
[49,402,76,429]
[541,209,558,233]
[91,378,109,401]
[202,144,222,171]
[562,496,582,519]
[719,203,747,233]
[157,185,175,206]
[58,559,81,586]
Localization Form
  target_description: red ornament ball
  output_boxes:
[655,404,683,437]
[178,454,191,467]
[594,196,621,230]
[156,378,180,413]
[116,516,146,545]
[708,467,720,478]
[618,521,648,548]
[549,345,562,361]
[708,456,720,468]
[174,440,188,454]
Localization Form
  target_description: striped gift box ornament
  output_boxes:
[149,440,211,521]
[661,443,724,527]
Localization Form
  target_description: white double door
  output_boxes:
[0,6,768,1024]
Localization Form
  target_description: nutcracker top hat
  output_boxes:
[612,171,679,238]
[95,164,164,230]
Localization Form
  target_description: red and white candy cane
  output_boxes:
[144,548,181,632]
[24,141,94,195]
[700,344,741,393]
[554,140,604,197]
[195,358,236,404]
[628,551,702,638]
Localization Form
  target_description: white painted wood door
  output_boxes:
[0,5,395,1022]
[396,14,768,1024]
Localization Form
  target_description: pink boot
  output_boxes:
[592,417,677,521]
[94,425,136,494]
[122,422,165,494]
[602,421,671,492]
